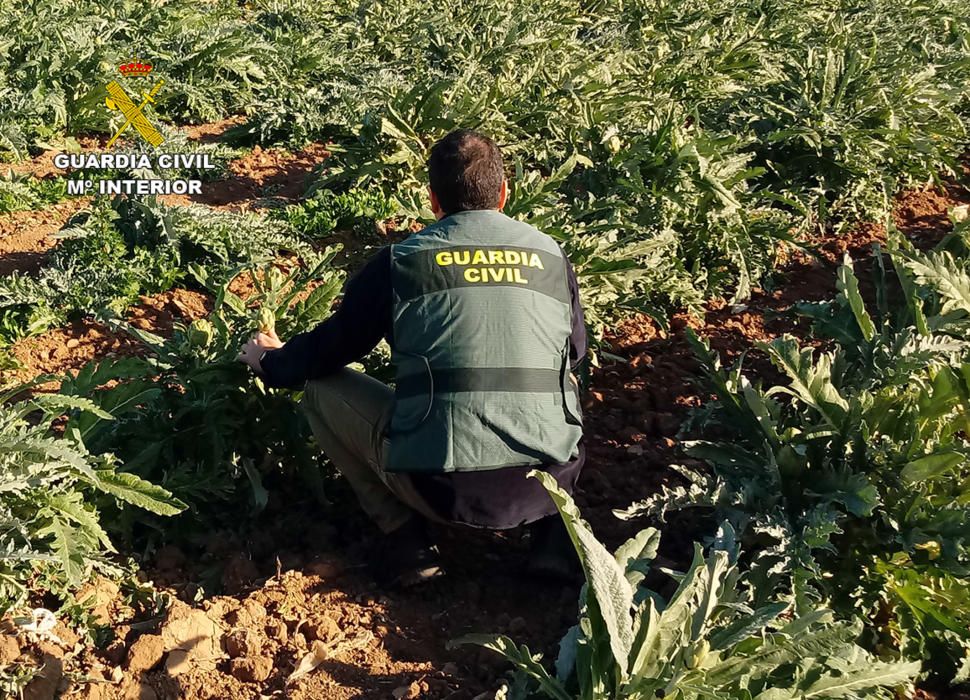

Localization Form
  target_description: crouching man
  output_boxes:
[239,129,586,587]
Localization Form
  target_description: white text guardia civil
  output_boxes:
[53,153,216,170]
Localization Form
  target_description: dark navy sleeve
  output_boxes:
[564,256,587,372]
[259,247,392,389]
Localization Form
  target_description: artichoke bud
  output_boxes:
[258,307,276,335]
[687,639,710,669]
[187,319,214,347]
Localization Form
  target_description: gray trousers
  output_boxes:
[301,368,442,533]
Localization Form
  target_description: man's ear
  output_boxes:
[429,187,444,220]
[497,179,508,211]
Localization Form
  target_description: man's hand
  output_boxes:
[238,329,284,374]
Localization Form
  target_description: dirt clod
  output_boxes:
[224,629,260,658]
[227,599,267,628]
[264,619,287,644]
[159,604,224,672]
[126,634,164,673]
[0,633,20,664]
[164,648,191,677]
[229,655,273,683]
[306,615,340,643]
[121,680,158,700]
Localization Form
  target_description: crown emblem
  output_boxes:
[119,61,153,78]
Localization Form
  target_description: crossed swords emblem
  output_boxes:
[104,79,166,148]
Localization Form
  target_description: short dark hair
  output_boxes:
[427,129,504,215]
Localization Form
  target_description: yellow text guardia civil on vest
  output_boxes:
[435,249,545,284]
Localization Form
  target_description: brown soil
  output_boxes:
[160,143,330,211]
[3,141,968,698]
[13,499,581,700]
[179,116,247,144]
[893,182,970,249]
[0,320,143,389]
[0,198,89,276]
[19,553,571,700]
[128,289,213,335]
[0,289,212,388]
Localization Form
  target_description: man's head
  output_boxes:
[427,129,507,219]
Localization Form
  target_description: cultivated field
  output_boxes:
[1,1,969,698]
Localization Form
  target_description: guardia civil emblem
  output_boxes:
[104,60,165,148]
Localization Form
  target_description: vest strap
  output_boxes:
[396,367,563,398]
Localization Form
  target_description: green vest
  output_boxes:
[387,209,583,473]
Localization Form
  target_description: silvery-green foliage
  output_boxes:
[0,382,184,613]
[2,0,966,330]
[63,250,345,530]
[455,472,918,699]
[295,0,968,325]
[623,241,970,679]
[0,171,65,213]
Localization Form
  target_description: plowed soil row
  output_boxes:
[158,142,330,212]
[0,289,212,389]
[2,136,968,699]
[0,199,90,276]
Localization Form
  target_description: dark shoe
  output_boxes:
[371,518,443,588]
[527,516,581,582]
